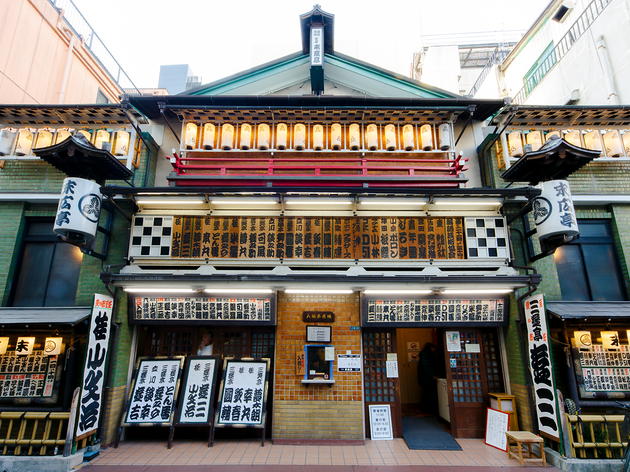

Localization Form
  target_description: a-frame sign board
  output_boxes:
[212,357,270,446]
[168,355,219,448]
[115,356,185,448]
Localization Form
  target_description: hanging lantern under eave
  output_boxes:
[257,124,270,150]
[384,124,397,151]
[185,123,198,150]
[508,131,523,157]
[402,125,415,151]
[527,131,543,151]
[348,124,360,150]
[0,129,16,156]
[221,124,234,150]
[34,130,53,149]
[438,123,452,151]
[584,131,603,155]
[420,124,433,151]
[546,130,561,142]
[54,177,102,240]
[77,129,92,142]
[294,124,306,150]
[276,123,287,150]
[603,130,622,157]
[44,337,63,356]
[313,125,324,150]
[564,130,582,147]
[94,130,110,150]
[0,337,8,355]
[15,129,34,156]
[203,123,216,150]
[55,129,71,144]
[114,130,130,156]
[240,124,252,150]
[532,179,579,241]
[331,123,342,150]
[623,132,630,156]
[366,125,378,151]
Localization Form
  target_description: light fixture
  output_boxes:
[95,130,110,149]
[123,288,197,293]
[385,124,396,151]
[257,124,270,150]
[358,197,428,209]
[604,130,622,157]
[349,123,360,150]
[402,124,415,151]
[584,131,603,153]
[34,130,53,149]
[276,123,287,150]
[507,131,523,157]
[240,123,252,150]
[313,125,324,150]
[527,131,543,151]
[44,337,63,356]
[135,196,206,205]
[546,130,561,142]
[285,289,354,294]
[366,124,378,150]
[55,129,71,144]
[438,123,451,151]
[294,124,306,150]
[364,289,432,295]
[114,130,130,156]
[15,129,33,156]
[76,129,92,142]
[564,130,582,147]
[284,197,353,206]
[331,123,342,150]
[420,124,433,151]
[204,288,273,294]
[209,197,279,206]
[0,337,8,355]
[432,198,503,208]
[0,129,16,155]
[442,289,513,294]
[221,124,234,150]
[203,123,215,150]
[185,123,197,150]
[623,132,630,156]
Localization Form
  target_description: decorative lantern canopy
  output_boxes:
[527,131,543,151]
[240,124,252,150]
[294,124,306,150]
[312,125,324,150]
[438,123,451,151]
[402,124,415,151]
[221,124,234,150]
[54,177,102,240]
[331,123,342,150]
[366,124,378,150]
[604,130,622,157]
[0,129,16,155]
[203,123,215,150]
[257,124,270,150]
[114,130,130,156]
[15,129,34,156]
[185,123,198,149]
[420,124,433,151]
[276,124,288,150]
[384,124,396,151]
[508,131,523,157]
[532,179,578,241]
[584,131,603,154]
[94,130,110,150]
[34,130,53,149]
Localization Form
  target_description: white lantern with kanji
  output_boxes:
[532,179,578,241]
[53,177,102,240]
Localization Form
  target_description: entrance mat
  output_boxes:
[401,416,462,450]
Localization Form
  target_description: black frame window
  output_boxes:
[554,220,625,301]
[11,219,83,307]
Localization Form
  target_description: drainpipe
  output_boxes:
[595,35,619,105]
[58,29,76,104]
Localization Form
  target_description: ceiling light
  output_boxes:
[284,289,354,294]
[284,198,352,205]
[204,288,273,294]
[442,289,513,294]
[135,197,206,205]
[364,289,433,295]
[123,288,197,293]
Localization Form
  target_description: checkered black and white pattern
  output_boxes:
[464,217,509,259]
[129,216,173,257]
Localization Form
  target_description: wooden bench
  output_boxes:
[505,431,546,468]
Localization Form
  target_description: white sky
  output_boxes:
[72,0,552,90]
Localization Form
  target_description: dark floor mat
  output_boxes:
[401,416,462,450]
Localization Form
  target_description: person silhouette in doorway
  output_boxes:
[417,342,438,415]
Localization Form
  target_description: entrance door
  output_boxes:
[362,329,401,438]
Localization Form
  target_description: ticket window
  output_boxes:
[305,345,333,380]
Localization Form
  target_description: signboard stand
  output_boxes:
[212,358,270,447]
[485,407,510,451]
[115,356,185,448]
[168,356,219,448]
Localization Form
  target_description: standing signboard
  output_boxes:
[485,408,510,451]
[212,358,270,446]
[368,405,393,440]
[76,294,113,441]
[169,356,219,447]
[524,294,560,441]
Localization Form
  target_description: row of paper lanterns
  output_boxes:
[0,336,63,356]
[508,129,629,158]
[184,122,453,152]
[0,127,131,157]
[574,330,628,351]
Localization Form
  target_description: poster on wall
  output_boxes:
[523,294,560,441]
[76,294,113,440]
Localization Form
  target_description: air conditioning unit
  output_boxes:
[552,0,574,23]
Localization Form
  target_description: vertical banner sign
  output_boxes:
[524,294,559,441]
[76,294,113,439]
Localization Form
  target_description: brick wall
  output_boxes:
[273,293,364,440]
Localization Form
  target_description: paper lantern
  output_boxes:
[546,130,561,142]
[44,337,63,356]
[55,129,71,144]
[402,125,415,151]
[313,125,324,150]
[203,123,216,150]
[584,131,603,154]
[527,131,543,151]
[349,124,360,150]
[276,123,287,150]
[0,129,16,155]
[624,132,630,156]
[77,129,92,142]
[240,124,252,150]
[34,130,53,149]
[574,331,592,350]
[15,337,35,356]
[0,337,8,355]
[532,179,578,240]
[384,124,397,151]
[331,123,342,150]
[94,130,110,150]
[257,124,270,150]
[366,124,378,150]
[294,124,306,150]
[420,124,433,151]
[15,129,34,156]
[438,123,451,151]
[603,130,622,157]
[507,131,523,157]
[114,130,130,156]
[564,131,582,147]
[221,124,234,150]
[185,123,198,150]
[54,177,102,240]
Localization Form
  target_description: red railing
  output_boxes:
[166,152,469,188]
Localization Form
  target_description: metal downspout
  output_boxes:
[58,32,76,104]
[595,35,620,105]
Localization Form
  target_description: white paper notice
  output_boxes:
[386,360,398,378]
[324,346,335,361]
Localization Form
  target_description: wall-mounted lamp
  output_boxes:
[402,124,415,151]
[366,124,378,151]
[203,123,215,150]
[331,123,342,150]
[385,124,396,151]
[240,124,252,150]
[276,123,288,150]
[349,124,360,150]
[185,123,197,150]
[438,123,451,151]
[258,124,270,150]
[221,124,234,150]
[294,124,306,150]
[313,125,324,150]
[420,124,433,151]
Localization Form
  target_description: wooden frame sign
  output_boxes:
[116,356,185,447]
[169,356,219,448]
[212,358,270,446]
[485,408,510,451]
